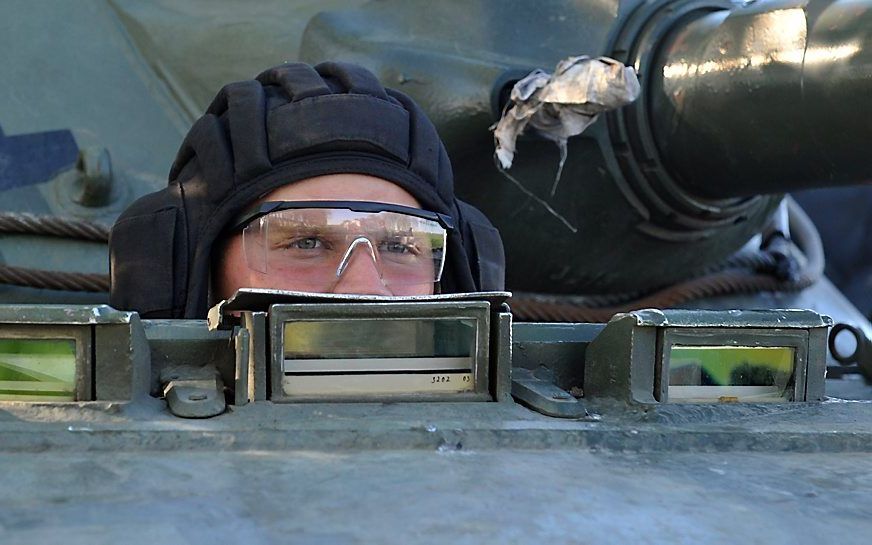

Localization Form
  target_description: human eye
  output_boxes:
[269,228,332,253]
[378,236,421,257]
[287,237,323,250]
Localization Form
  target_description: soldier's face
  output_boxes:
[214,173,429,300]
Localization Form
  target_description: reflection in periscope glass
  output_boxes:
[282,318,477,396]
[668,345,795,402]
[284,319,475,360]
[0,339,77,401]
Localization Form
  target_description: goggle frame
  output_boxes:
[228,200,455,234]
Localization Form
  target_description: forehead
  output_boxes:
[260,174,421,208]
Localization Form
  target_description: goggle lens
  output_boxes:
[241,207,447,292]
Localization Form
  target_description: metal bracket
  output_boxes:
[233,327,251,406]
[511,366,587,418]
[161,364,225,418]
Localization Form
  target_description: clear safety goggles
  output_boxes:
[229,201,454,292]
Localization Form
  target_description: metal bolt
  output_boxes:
[73,147,113,207]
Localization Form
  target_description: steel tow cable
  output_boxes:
[0,212,111,292]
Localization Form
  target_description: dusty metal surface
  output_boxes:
[2,396,872,452]
[0,448,870,545]
[0,398,871,543]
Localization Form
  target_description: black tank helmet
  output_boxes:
[109,62,505,318]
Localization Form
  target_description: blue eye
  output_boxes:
[288,237,323,250]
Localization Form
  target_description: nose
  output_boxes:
[332,242,392,296]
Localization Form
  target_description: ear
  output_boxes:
[110,194,188,317]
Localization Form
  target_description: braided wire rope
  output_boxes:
[0,212,111,292]
[510,270,811,322]
[0,212,110,242]
[0,263,110,292]
[511,199,824,322]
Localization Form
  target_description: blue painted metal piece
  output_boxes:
[0,125,78,191]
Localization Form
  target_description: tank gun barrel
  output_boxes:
[298,0,872,294]
[650,0,872,199]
